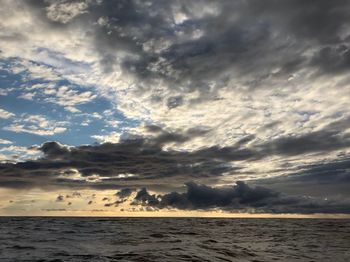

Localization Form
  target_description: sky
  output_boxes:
[0,0,350,217]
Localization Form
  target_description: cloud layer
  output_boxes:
[0,0,350,214]
[132,181,350,214]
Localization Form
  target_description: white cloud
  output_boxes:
[25,61,62,81]
[17,82,97,113]
[91,132,121,143]
[4,124,66,136]
[0,145,41,163]
[18,92,35,101]
[0,88,14,96]
[6,60,62,82]
[0,108,15,119]
[44,85,97,112]
[0,139,12,145]
[91,112,103,119]
[3,114,67,136]
[105,119,121,127]
[46,1,89,24]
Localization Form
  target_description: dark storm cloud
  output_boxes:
[144,125,210,147]
[133,181,350,214]
[277,158,350,185]
[295,158,350,184]
[310,45,350,74]
[0,134,240,190]
[1,119,350,190]
[192,118,350,160]
[23,0,350,101]
[255,157,350,198]
[258,129,350,157]
[39,141,70,159]
[116,188,134,199]
[133,188,159,206]
[256,117,350,157]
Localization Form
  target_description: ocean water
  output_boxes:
[0,217,349,262]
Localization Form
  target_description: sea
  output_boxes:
[0,217,349,261]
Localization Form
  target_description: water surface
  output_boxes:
[0,217,349,261]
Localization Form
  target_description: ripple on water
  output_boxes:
[0,218,349,262]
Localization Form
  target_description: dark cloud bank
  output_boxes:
[1,122,350,190]
[255,157,350,198]
[130,181,350,214]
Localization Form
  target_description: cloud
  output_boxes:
[3,114,67,136]
[83,0,350,95]
[0,145,41,163]
[65,191,81,198]
[42,85,97,113]
[133,181,350,214]
[3,124,64,136]
[142,124,211,148]
[14,79,97,113]
[116,188,134,199]
[11,0,348,98]
[134,188,159,206]
[1,0,349,152]
[256,118,350,156]
[39,141,70,158]
[0,136,239,190]
[1,118,350,190]
[0,0,350,215]
[56,195,64,202]
[91,132,121,143]
[0,88,14,96]
[255,157,350,198]
[0,108,15,119]
[0,139,12,145]
[12,60,62,81]
[310,45,350,74]
[18,92,35,101]
[45,1,88,24]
